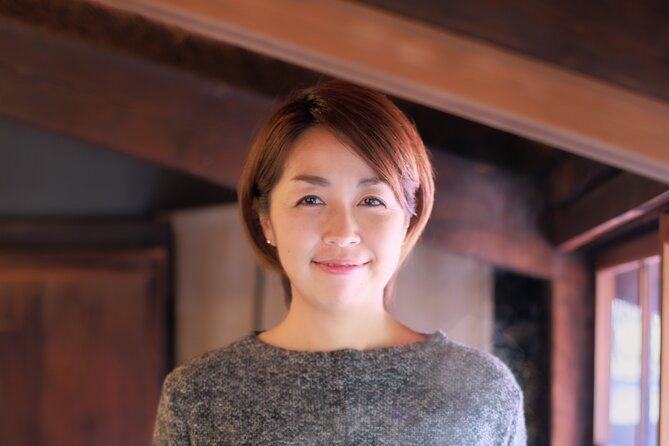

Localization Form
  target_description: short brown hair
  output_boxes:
[238,80,434,300]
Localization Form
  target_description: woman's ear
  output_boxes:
[259,212,276,246]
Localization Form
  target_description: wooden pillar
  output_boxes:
[551,253,594,446]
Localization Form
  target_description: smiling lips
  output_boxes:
[312,259,367,274]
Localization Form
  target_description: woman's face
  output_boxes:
[260,127,409,312]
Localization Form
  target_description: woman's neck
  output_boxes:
[258,296,425,352]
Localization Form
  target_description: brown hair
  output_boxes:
[238,80,434,302]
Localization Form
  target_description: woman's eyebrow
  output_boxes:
[291,174,382,188]
[358,177,382,187]
[291,174,330,186]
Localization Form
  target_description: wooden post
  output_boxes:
[552,253,593,446]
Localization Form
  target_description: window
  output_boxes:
[594,233,661,446]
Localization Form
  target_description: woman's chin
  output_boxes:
[296,287,379,314]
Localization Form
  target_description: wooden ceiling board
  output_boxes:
[86,0,669,185]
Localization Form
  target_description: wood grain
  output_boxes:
[91,0,669,183]
[553,173,669,251]
[0,17,273,188]
[357,0,669,103]
[0,248,169,446]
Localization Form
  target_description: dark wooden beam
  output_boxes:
[91,0,669,184]
[357,0,669,104]
[425,150,556,279]
[0,0,321,99]
[551,173,669,251]
[1,0,573,179]
[0,17,273,189]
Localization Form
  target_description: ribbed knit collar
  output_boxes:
[241,330,446,358]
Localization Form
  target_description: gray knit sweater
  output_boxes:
[152,331,526,445]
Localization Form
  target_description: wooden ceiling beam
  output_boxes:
[425,150,556,279]
[0,17,273,189]
[552,173,669,251]
[91,0,669,184]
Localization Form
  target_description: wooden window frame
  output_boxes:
[594,220,669,446]
[660,215,669,446]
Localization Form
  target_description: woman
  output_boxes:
[153,80,526,445]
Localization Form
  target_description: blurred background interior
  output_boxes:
[1,1,668,445]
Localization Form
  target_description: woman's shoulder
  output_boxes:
[425,332,523,403]
[161,333,260,396]
[430,334,527,443]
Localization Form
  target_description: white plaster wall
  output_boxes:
[171,205,257,364]
[172,204,492,364]
[391,242,493,352]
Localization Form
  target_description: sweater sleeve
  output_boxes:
[152,371,191,446]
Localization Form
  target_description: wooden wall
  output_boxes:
[0,223,171,446]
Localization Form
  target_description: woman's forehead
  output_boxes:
[281,127,379,179]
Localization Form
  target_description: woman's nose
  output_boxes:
[323,207,360,247]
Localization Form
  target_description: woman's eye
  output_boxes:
[297,195,323,206]
[361,197,385,207]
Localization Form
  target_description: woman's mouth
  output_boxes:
[312,260,367,274]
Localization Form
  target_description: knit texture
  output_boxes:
[152,331,526,445]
